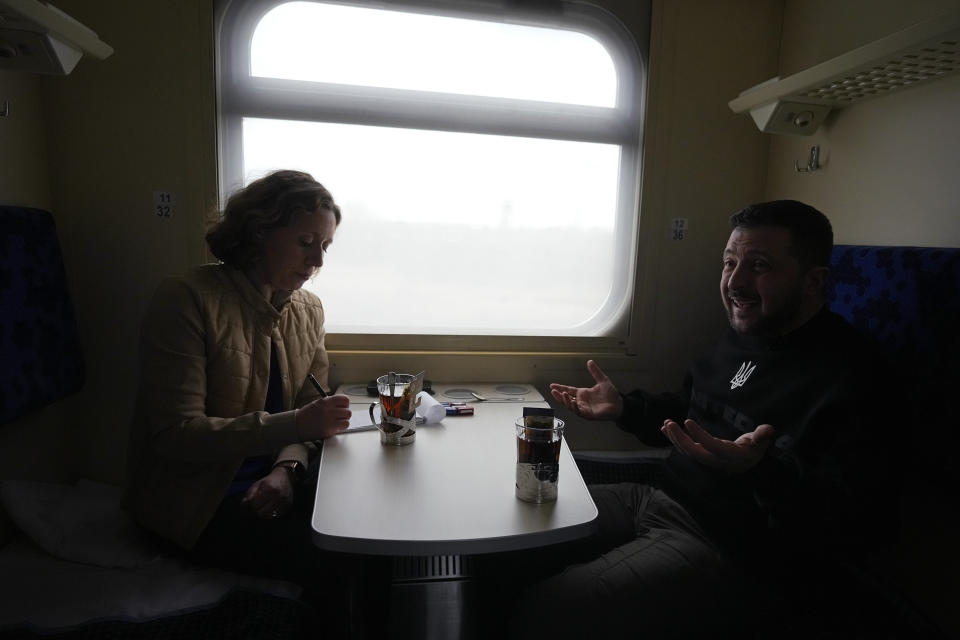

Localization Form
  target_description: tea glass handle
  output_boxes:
[369,402,378,428]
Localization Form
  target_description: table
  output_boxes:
[311,387,598,556]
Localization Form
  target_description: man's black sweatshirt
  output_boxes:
[617,307,895,564]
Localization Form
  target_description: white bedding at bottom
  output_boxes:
[0,540,301,629]
[0,479,302,630]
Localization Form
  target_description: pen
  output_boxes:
[307,373,328,398]
[306,374,334,448]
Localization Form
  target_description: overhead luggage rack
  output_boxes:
[729,9,960,135]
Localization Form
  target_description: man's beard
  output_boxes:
[726,284,804,336]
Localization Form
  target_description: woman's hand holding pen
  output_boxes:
[296,394,352,441]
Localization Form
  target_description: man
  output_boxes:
[513,201,891,638]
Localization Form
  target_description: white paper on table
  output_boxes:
[346,410,378,432]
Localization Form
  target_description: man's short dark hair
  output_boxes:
[729,200,833,270]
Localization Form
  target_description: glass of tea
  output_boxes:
[369,372,420,445]
[515,417,565,503]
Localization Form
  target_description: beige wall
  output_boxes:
[764,0,960,247]
[0,72,52,208]
[0,0,778,483]
[0,0,216,484]
[627,0,781,381]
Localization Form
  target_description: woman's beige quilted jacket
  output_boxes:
[123,265,329,549]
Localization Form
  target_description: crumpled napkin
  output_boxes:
[415,391,446,424]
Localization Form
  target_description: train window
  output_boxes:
[217,0,647,340]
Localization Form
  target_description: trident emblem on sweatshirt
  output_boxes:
[730,361,757,390]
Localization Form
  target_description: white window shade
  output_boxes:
[250,1,617,107]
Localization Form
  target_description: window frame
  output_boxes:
[215,0,649,353]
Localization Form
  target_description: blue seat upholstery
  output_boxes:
[0,206,85,425]
[831,245,960,489]
[829,245,960,372]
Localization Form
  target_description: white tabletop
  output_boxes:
[311,393,598,556]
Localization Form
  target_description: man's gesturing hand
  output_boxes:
[549,359,624,421]
[661,418,775,473]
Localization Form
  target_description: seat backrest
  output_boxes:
[828,245,960,486]
[0,206,85,426]
[830,245,960,371]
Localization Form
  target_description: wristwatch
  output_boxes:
[273,459,306,483]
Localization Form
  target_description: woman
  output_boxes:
[123,169,351,595]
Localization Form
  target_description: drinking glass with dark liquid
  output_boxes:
[515,411,565,503]
[369,372,422,445]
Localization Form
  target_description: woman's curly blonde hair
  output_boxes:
[206,170,341,269]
